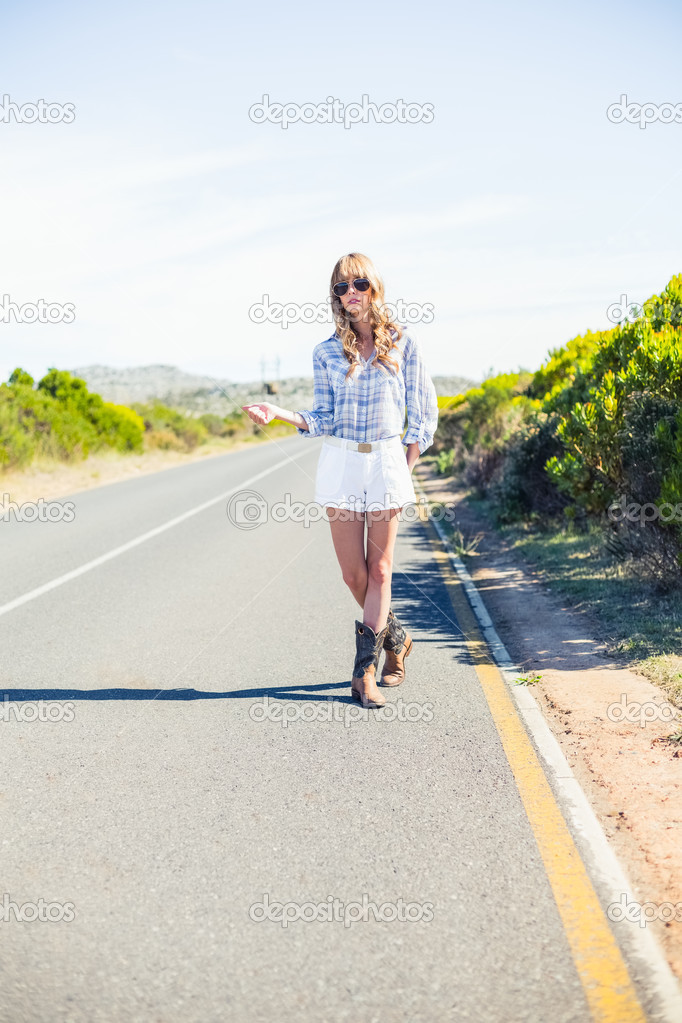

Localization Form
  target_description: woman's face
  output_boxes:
[336,276,373,323]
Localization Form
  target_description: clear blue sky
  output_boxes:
[1,0,681,387]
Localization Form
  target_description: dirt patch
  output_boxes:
[414,463,682,980]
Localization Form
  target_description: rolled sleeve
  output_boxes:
[295,350,335,437]
[402,336,439,455]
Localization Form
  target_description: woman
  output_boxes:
[242,252,439,708]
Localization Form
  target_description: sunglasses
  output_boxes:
[332,277,371,298]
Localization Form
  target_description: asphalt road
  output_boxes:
[0,436,669,1022]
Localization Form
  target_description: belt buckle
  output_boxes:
[357,442,372,452]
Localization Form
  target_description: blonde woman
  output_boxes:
[243,253,438,708]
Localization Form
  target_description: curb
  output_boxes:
[412,475,682,1023]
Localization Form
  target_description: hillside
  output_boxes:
[70,364,478,415]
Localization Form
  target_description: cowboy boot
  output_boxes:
[351,619,389,708]
[378,607,413,687]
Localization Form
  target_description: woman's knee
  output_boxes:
[342,565,368,592]
[367,557,392,586]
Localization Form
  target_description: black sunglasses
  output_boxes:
[332,277,371,298]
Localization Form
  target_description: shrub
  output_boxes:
[199,413,229,437]
[545,316,682,517]
[0,367,144,470]
[134,403,208,452]
[430,272,682,579]
[489,411,571,524]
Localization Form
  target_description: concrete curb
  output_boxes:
[412,476,682,1023]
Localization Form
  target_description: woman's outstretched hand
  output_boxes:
[241,402,278,425]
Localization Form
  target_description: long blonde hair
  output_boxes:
[330,253,403,381]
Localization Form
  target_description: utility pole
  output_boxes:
[261,354,280,396]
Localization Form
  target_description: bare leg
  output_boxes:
[326,508,368,607]
[326,506,402,631]
[363,508,402,633]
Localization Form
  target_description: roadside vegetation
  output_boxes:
[0,368,294,474]
[430,272,682,704]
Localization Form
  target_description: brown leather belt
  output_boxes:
[324,436,401,453]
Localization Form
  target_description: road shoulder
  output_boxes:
[413,461,682,982]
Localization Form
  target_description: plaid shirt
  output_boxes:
[295,329,439,455]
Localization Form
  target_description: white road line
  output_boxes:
[0,448,312,620]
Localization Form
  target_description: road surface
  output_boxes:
[0,436,675,1022]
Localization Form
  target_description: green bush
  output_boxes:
[436,448,456,475]
[37,368,145,454]
[198,411,248,438]
[489,411,571,524]
[199,413,230,437]
[527,330,603,408]
[0,368,144,470]
[545,315,682,517]
[134,403,208,452]
[431,272,682,579]
[432,371,540,494]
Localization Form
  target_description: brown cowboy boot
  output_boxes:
[351,619,389,708]
[378,607,413,687]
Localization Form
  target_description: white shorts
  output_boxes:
[314,435,417,512]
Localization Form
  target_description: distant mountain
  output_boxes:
[69,364,234,406]
[70,363,478,416]
[433,374,479,397]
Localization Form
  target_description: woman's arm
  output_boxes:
[273,407,310,430]
[402,335,439,458]
[241,404,310,429]
[405,441,421,473]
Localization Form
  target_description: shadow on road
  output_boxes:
[1,520,471,705]
[0,682,357,702]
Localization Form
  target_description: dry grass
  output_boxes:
[638,653,682,709]
[473,501,682,708]
[418,458,682,709]
[0,423,295,505]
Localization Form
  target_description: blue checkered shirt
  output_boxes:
[295,329,439,455]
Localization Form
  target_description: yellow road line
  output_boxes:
[422,515,647,1023]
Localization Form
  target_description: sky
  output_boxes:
[1,0,681,390]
